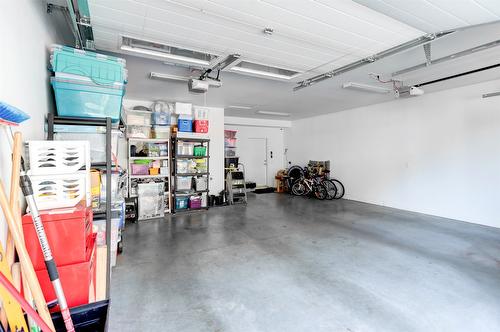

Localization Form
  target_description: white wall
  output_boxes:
[225,123,286,187]
[286,78,500,228]
[123,99,225,194]
[0,1,65,246]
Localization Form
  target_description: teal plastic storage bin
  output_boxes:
[51,77,125,122]
[50,44,127,84]
[178,119,193,132]
[175,196,189,210]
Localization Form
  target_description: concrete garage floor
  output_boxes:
[109,194,500,331]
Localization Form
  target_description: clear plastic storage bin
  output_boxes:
[50,44,127,84]
[51,77,124,122]
[175,196,189,210]
[177,142,194,155]
[194,177,208,191]
[126,125,151,138]
[176,176,193,191]
[152,125,170,138]
[124,109,151,126]
[152,111,171,125]
[225,147,237,157]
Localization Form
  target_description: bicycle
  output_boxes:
[291,170,328,200]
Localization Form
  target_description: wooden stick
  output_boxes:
[6,133,35,317]
[11,263,21,291]
[6,132,21,268]
[0,181,55,331]
[95,245,107,301]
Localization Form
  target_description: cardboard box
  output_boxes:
[90,170,101,209]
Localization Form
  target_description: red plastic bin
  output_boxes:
[36,235,96,310]
[22,203,93,270]
[224,130,236,138]
[194,120,209,133]
[224,137,236,147]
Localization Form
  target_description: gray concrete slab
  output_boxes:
[109,193,500,331]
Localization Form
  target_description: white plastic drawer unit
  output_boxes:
[27,140,90,175]
[30,172,88,210]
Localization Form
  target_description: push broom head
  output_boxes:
[0,102,30,126]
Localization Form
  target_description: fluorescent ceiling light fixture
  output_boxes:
[230,61,301,80]
[482,91,500,98]
[227,105,253,109]
[121,36,217,66]
[256,111,290,117]
[211,54,241,71]
[150,72,190,82]
[342,82,392,94]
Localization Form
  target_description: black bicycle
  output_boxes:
[291,170,328,200]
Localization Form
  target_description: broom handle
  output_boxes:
[9,132,42,331]
[20,174,75,332]
[0,181,55,331]
[5,132,22,268]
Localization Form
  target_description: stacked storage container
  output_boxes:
[151,101,172,138]
[224,130,238,167]
[176,102,193,132]
[124,107,152,138]
[25,140,97,308]
[23,206,96,309]
[49,44,127,122]
[193,107,209,133]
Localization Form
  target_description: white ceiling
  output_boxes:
[353,0,500,32]
[82,0,500,119]
[88,0,423,77]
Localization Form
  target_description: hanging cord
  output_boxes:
[368,73,403,90]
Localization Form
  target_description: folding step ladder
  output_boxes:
[226,164,247,204]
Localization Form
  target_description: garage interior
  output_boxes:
[1,1,500,331]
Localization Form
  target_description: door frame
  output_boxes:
[247,137,268,186]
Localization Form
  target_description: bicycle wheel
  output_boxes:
[322,179,338,200]
[331,179,345,199]
[292,180,307,196]
[314,184,328,200]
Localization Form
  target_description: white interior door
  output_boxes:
[241,138,268,186]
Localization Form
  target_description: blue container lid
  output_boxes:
[50,44,127,84]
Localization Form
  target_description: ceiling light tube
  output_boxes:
[211,54,241,71]
[230,66,298,80]
[342,82,392,94]
[227,105,253,109]
[150,72,190,82]
[121,45,210,66]
[256,111,290,117]
[482,91,500,98]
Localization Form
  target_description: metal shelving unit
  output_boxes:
[172,136,210,213]
[127,137,171,217]
[47,114,113,299]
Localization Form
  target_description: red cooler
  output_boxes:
[22,203,93,270]
[194,120,209,133]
